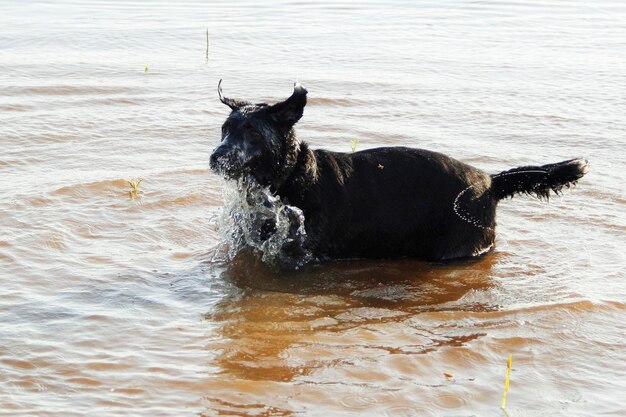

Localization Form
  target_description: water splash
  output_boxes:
[215,176,313,269]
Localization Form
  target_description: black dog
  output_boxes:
[210,81,588,266]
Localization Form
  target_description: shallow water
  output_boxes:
[1,1,625,416]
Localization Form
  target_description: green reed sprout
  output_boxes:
[128,178,143,199]
[351,140,359,152]
[144,64,149,73]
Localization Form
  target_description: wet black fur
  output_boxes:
[210,82,589,264]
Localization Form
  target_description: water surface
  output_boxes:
[1,1,625,416]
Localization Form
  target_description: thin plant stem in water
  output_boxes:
[501,354,512,410]
[205,29,209,62]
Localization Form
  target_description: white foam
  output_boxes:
[216,176,313,268]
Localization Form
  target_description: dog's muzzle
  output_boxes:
[210,143,246,179]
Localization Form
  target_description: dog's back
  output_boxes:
[278,146,497,261]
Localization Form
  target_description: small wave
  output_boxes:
[84,97,144,106]
[521,299,612,314]
[1,359,37,370]
[308,97,362,106]
[506,299,619,317]
[0,104,33,112]
[142,194,212,209]
[50,179,129,197]
[603,300,626,311]
[43,234,68,250]
[66,377,102,387]
[431,393,469,410]
[165,168,209,176]
[579,188,626,206]
[0,85,135,96]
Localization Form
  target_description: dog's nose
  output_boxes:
[209,149,219,166]
[210,144,227,168]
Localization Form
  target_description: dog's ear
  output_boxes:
[218,79,249,111]
[267,82,308,128]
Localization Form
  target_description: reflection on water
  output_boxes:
[198,251,626,416]
[201,254,496,415]
[1,0,625,416]
[209,253,497,382]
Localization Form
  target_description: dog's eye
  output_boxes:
[221,122,230,135]
[248,130,263,144]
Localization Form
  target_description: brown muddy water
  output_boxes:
[1,1,625,416]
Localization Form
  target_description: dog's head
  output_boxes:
[210,81,307,187]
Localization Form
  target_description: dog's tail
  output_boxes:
[491,158,589,201]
